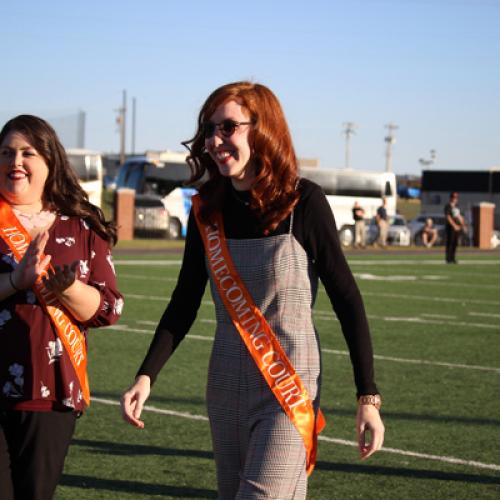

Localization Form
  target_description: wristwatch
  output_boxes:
[358,394,382,410]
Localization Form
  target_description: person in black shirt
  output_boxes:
[444,191,465,263]
[121,81,384,499]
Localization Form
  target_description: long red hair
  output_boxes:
[183,81,300,232]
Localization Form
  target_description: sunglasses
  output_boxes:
[202,119,253,139]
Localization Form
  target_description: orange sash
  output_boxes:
[0,198,90,406]
[192,195,325,475]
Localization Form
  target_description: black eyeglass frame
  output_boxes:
[202,119,253,139]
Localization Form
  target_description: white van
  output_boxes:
[66,148,103,208]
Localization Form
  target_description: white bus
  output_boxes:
[299,167,397,247]
[66,148,104,208]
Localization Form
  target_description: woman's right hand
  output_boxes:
[12,231,51,290]
[120,375,151,429]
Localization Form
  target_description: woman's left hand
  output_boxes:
[43,260,79,294]
[356,404,385,460]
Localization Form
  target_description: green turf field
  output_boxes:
[55,253,500,499]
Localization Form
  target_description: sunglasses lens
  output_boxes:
[220,120,237,136]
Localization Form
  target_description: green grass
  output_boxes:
[55,253,500,499]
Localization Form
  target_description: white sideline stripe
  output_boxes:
[361,291,500,306]
[118,272,500,291]
[469,311,500,319]
[322,348,500,373]
[119,273,178,282]
[104,325,500,372]
[313,311,499,331]
[421,313,457,319]
[348,259,500,266]
[318,437,500,472]
[93,397,208,421]
[115,260,182,266]
[125,290,500,314]
[114,259,500,267]
[92,397,500,472]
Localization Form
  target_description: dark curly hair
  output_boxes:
[0,114,117,244]
[182,81,300,233]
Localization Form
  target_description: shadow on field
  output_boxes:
[60,474,217,497]
[322,406,500,428]
[71,438,214,460]
[315,461,500,485]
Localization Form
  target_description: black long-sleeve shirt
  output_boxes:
[138,178,378,396]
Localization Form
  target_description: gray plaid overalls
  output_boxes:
[206,214,322,499]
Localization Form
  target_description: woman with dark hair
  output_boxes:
[121,82,384,499]
[0,115,123,500]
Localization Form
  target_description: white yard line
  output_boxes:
[114,260,182,266]
[348,259,500,266]
[322,348,500,373]
[469,311,500,319]
[103,325,500,373]
[92,397,500,472]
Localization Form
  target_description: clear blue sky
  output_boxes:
[1,0,499,174]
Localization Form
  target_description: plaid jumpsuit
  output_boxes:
[206,215,322,500]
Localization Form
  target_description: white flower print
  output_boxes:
[102,300,111,313]
[81,219,89,230]
[46,338,64,364]
[76,390,83,404]
[0,309,12,328]
[91,250,96,259]
[106,253,116,275]
[62,381,75,408]
[26,290,36,304]
[55,236,76,247]
[79,260,89,277]
[40,383,50,398]
[113,297,124,316]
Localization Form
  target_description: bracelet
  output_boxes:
[358,394,382,410]
[9,272,22,292]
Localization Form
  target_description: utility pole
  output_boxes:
[384,123,398,172]
[115,90,127,165]
[342,122,357,169]
[131,97,137,155]
[419,149,437,169]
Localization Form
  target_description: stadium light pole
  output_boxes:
[342,122,357,169]
[384,123,398,172]
[131,97,136,155]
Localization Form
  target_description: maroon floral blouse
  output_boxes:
[0,215,123,412]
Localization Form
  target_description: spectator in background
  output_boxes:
[421,217,438,248]
[375,197,388,248]
[352,201,366,248]
[444,191,465,263]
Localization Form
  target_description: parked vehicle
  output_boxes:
[66,148,103,207]
[134,195,170,238]
[366,214,411,246]
[115,153,193,238]
[299,167,397,247]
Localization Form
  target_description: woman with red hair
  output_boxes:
[121,81,384,499]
